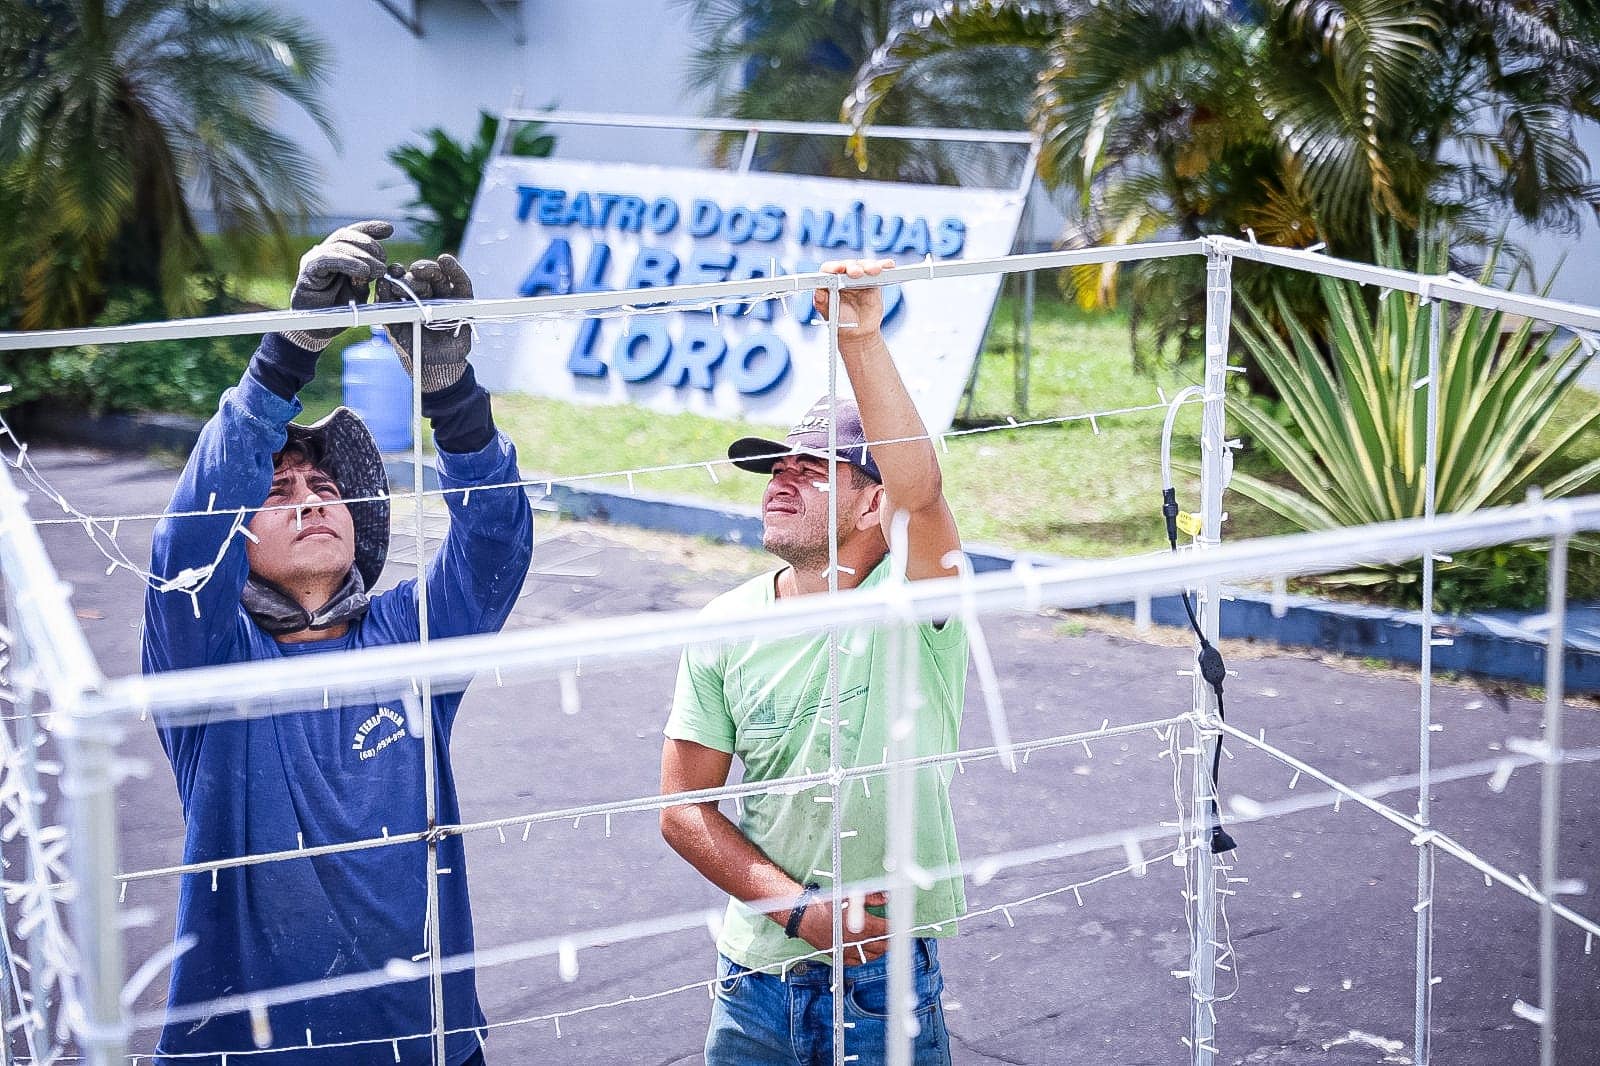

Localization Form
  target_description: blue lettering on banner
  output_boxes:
[519,238,574,296]
[537,188,567,225]
[797,208,830,247]
[627,249,679,289]
[614,321,673,382]
[568,325,606,377]
[689,199,721,238]
[752,205,784,243]
[648,197,680,234]
[514,187,964,256]
[934,218,965,257]
[566,192,595,227]
[728,333,791,395]
[667,320,728,390]
[823,202,863,252]
[508,191,972,395]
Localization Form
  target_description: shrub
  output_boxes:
[0,286,256,418]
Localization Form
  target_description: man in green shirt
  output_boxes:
[661,258,966,1065]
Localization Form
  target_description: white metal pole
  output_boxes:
[1189,242,1233,1065]
[412,317,448,1066]
[0,462,120,1064]
[1412,292,1443,1063]
[885,514,918,1066]
[1538,532,1569,1066]
[824,275,847,1066]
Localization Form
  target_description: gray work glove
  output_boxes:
[375,254,474,393]
[282,220,393,352]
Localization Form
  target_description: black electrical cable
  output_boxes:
[1163,488,1237,854]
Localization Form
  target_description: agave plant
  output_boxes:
[1228,244,1600,606]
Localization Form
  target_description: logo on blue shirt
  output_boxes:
[352,707,407,762]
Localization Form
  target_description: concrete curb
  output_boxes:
[20,409,1596,690]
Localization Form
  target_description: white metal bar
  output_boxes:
[501,109,1037,145]
[885,607,917,1066]
[1539,533,1570,1066]
[824,277,847,1066]
[1215,722,1600,938]
[1413,294,1443,1064]
[1187,242,1232,1066]
[0,244,1209,353]
[1213,237,1600,334]
[409,318,448,1065]
[736,129,759,175]
[92,496,1600,724]
[124,736,1600,1044]
[0,462,120,1063]
[116,716,1190,885]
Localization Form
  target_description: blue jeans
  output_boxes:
[705,938,952,1066]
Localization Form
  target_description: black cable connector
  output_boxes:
[1161,490,1238,855]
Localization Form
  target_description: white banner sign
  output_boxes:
[460,157,1026,432]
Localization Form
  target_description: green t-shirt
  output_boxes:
[665,558,969,970]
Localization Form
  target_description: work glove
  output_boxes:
[375,254,475,393]
[281,220,394,352]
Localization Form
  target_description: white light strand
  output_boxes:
[0,639,82,1061]
[17,399,1193,533]
[111,733,1600,1042]
[113,715,1188,885]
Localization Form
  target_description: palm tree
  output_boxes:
[679,0,1038,183]
[0,0,335,329]
[845,0,1600,364]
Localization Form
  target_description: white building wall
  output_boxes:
[263,0,705,230]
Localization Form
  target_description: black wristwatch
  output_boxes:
[784,882,821,939]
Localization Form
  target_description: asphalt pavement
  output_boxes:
[11,446,1600,1064]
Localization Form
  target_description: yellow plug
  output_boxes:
[1176,511,1203,538]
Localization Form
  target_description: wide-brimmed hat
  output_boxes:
[281,407,390,589]
[728,396,882,484]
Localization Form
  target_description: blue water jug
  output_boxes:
[341,327,414,452]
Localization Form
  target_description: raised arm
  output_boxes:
[815,259,961,581]
[377,256,534,641]
[143,222,393,672]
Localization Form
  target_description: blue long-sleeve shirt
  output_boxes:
[141,345,533,1065]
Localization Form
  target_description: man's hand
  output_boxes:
[795,889,892,965]
[812,258,895,351]
[282,220,394,352]
[376,254,475,393]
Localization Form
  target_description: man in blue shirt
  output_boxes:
[142,222,533,1065]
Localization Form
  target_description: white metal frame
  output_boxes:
[0,237,1594,1065]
